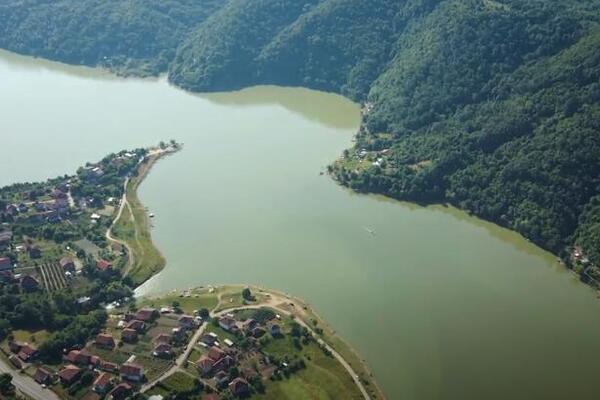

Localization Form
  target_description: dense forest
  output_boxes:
[1,0,599,282]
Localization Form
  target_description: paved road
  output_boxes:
[0,358,60,400]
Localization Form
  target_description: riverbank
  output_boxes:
[138,284,386,400]
[109,144,180,286]
[107,147,385,398]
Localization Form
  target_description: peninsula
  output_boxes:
[0,145,383,400]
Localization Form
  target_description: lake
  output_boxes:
[2,49,600,400]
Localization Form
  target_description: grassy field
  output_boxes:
[254,325,363,400]
[146,371,202,398]
[138,291,219,314]
[111,153,167,285]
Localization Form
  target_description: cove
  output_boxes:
[2,49,600,400]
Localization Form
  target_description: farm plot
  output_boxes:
[38,262,67,291]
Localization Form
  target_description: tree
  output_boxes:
[0,373,14,395]
[242,288,253,301]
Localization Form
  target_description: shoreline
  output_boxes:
[108,145,180,286]
[118,149,387,399]
[139,284,387,400]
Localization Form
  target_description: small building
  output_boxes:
[135,308,157,322]
[58,365,82,386]
[270,324,282,336]
[121,328,138,343]
[9,354,24,370]
[242,319,258,334]
[178,314,197,330]
[0,270,14,283]
[33,367,52,385]
[200,334,217,347]
[8,340,25,353]
[96,259,113,272]
[27,246,42,259]
[218,316,238,332]
[152,343,173,358]
[214,371,229,388]
[93,372,113,394]
[208,346,226,362]
[0,230,12,249]
[213,355,235,373]
[100,360,118,373]
[172,327,186,341]
[20,275,39,292]
[60,257,76,273]
[66,350,91,365]
[126,319,146,333]
[17,343,38,362]
[196,356,215,376]
[224,338,234,347]
[108,383,132,400]
[0,256,12,271]
[120,363,144,382]
[229,377,250,397]
[154,333,172,344]
[95,333,116,349]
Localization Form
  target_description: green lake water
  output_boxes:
[2,49,600,400]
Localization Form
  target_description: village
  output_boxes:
[1,283,367,400]
[0,146,377,400]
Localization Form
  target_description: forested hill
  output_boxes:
[1,0,600,282]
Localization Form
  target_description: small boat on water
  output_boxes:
[363,226,376,236]
[149,213,155,218]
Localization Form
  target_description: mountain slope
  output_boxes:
[0,0,599,284]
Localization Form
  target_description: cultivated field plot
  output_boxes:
[38,262,67,292]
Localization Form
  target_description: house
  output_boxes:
[126,319,146,333]
[154,333,172,344]
[135,307,157,322]
[120,363,144,382]
[214,371,229,388]
[33,367,52,385]
[0,256,12,271]
[96,259,112,272]
[90,355,100,367]
[172,327,186,341]
[59,365,82,386]
[250,326,266,338]
[9,355,24,370]
[121,328,138,343]
[93,372,113,393]
[60,257,76,273]
[108,383,132,400]
[100,360,118,373]
[219,316,238,332]
[27,246,41,259]
[196,356,215,376]
[66,350,91,365]
[200,334,217,347]
[0,230,12,249]
[270,324,282,336]
[8,341,25,353]
[213,355,235,373]
[242,319,258,334]
[229,378,250,397]
[178,314,197,330]
[20,275,39,292]
[224,338,234,347]
[208,346,226,362]
[17,343,38,362]
[95,333,116,349]
[0,270,14,283]
[152,343,173,358]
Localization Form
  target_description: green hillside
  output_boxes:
[1,0,599,283]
